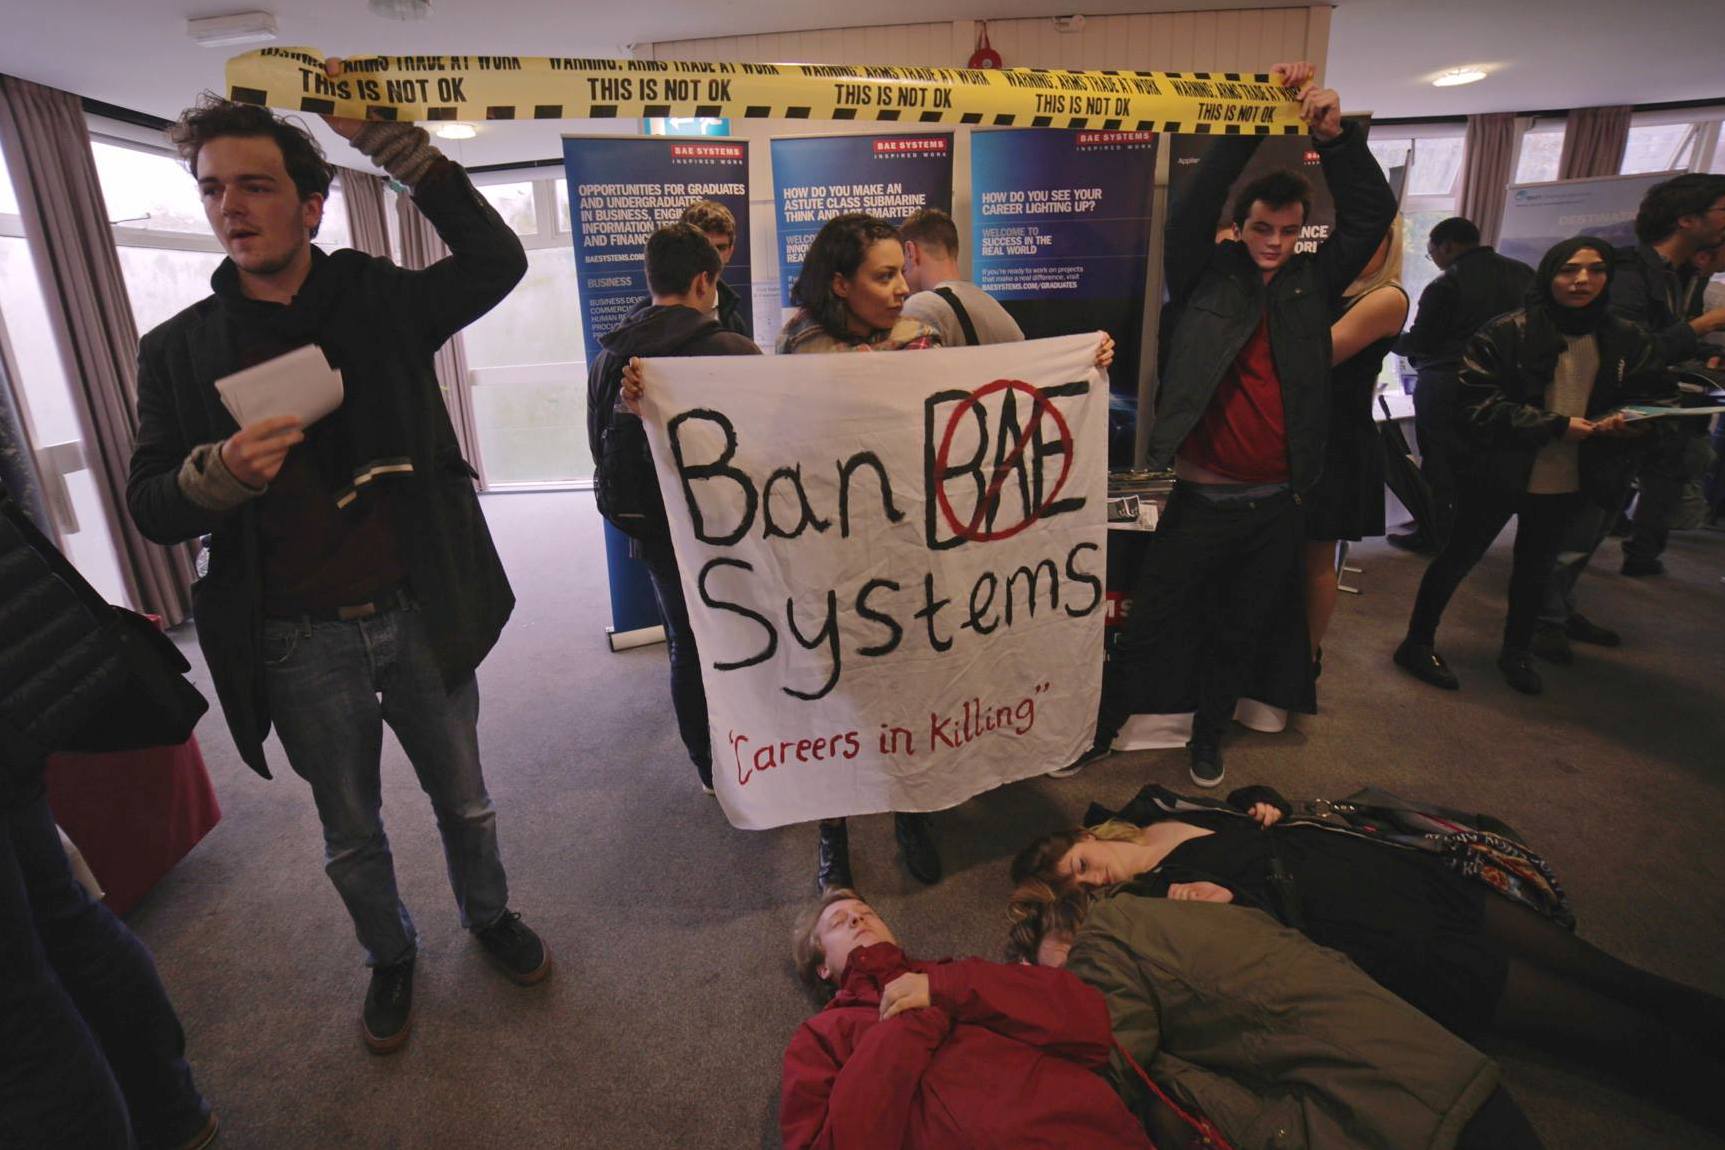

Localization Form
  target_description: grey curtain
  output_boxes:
[1457,112,1517,246]
[341,168,392,259]
[0,75,196,622]
[1559,106,1632,180]
[0,336,53,535]
[395,191,486,486]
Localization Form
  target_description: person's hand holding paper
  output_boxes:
[214,343,346,486]
[222,416,303,487]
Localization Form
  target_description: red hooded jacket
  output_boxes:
[779,942,1155,1150]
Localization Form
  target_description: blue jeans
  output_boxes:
[0,789,209,1149]
[263,603,509,966]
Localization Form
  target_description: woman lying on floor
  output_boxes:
[1010,783,1725,1135]
[1005,882,1544,1150]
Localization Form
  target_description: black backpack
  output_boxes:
[588,347,670,542]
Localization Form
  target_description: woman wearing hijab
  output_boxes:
[1302,217,1409,671]
[1394,237,1665,695]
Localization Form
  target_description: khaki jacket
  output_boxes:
[1063,892,1499,1150]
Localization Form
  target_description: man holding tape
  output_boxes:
[127,66,549,1056]
[1058,60,1396,787]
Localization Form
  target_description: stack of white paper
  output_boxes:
[214,344,345,428]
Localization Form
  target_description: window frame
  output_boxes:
[460,167,591,491]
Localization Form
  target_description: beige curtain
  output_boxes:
[1559,106,1632,181]
[395,191,486,486]
[1456,112,1517,247]
[341,168,392,259]
[0,75,196,623]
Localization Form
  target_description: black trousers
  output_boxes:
[638,536,712,784]
[1412,369,1461,546]
[1097,486,1305,745]
[1407,483,1580,653]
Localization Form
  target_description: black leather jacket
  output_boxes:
[1457,310,1668,503]
[1148,121,1398,492]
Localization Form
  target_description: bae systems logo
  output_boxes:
[874,137,949,156]
[670,143,745,161]
[1075,131,1156,149]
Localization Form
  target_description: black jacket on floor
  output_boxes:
[126,162,526,778]
[1147,121,1398,492]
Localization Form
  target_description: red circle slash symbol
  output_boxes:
[933,379,1074,543]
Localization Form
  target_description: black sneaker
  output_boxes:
[894,812,942,886]
[362,958,415,1055]
[1529,623,1574,665]
[1048,741,1112,779]
[1565,613,1622,647]
[1497,649,1543,695]
[1394,638,1460,690]
[1620,555,1665,577]
[476,911,553,986]
[817,820,853,893]
[1187,734,1224,788]
[696,762,716,796]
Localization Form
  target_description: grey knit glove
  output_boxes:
[349,121,441,188]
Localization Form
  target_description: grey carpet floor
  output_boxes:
[130,491,1725,1149]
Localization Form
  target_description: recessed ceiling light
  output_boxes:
[435,123,477,140]
[186,12,279,48]
[1432,68,1488,88]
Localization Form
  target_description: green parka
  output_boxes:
[1063,890,1500,1150]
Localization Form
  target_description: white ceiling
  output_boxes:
[0,0,1719,169]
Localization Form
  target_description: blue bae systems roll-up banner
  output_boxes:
[972,129,1159,462]
[562,134,753,645]
[970,129,1158,462]
[562,135,753,360]
[771,133,954,308]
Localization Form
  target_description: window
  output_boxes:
[1621,123,1697,175]
[477,181,537,236]
[462,174,590,486]
[0,144,130,604]
[1374,126,1467,393]
[1367,138,1412,194]
[1515,125,1565,185]
[1405,136,1464,198]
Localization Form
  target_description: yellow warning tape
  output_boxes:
[227,49,1306,136]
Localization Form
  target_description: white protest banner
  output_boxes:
[639,334,1106,830]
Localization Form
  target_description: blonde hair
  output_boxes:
[792,887,863,994]
[1009,819,1147,890]
[1344,213,1405,303]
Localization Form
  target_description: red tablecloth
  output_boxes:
[44,738,220,916]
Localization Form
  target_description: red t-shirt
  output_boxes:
[1179,313,1290,482]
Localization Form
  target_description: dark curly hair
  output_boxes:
[1634,173,1725,245]
[1230,168,1312,228]
[790,212,902,339]
[170,92,335,234]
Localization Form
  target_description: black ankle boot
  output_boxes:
[894,812,942,885]
[817,820,853,893]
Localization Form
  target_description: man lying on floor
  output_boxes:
[1008,882,1546,1150]
[779,888,1155,1150]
